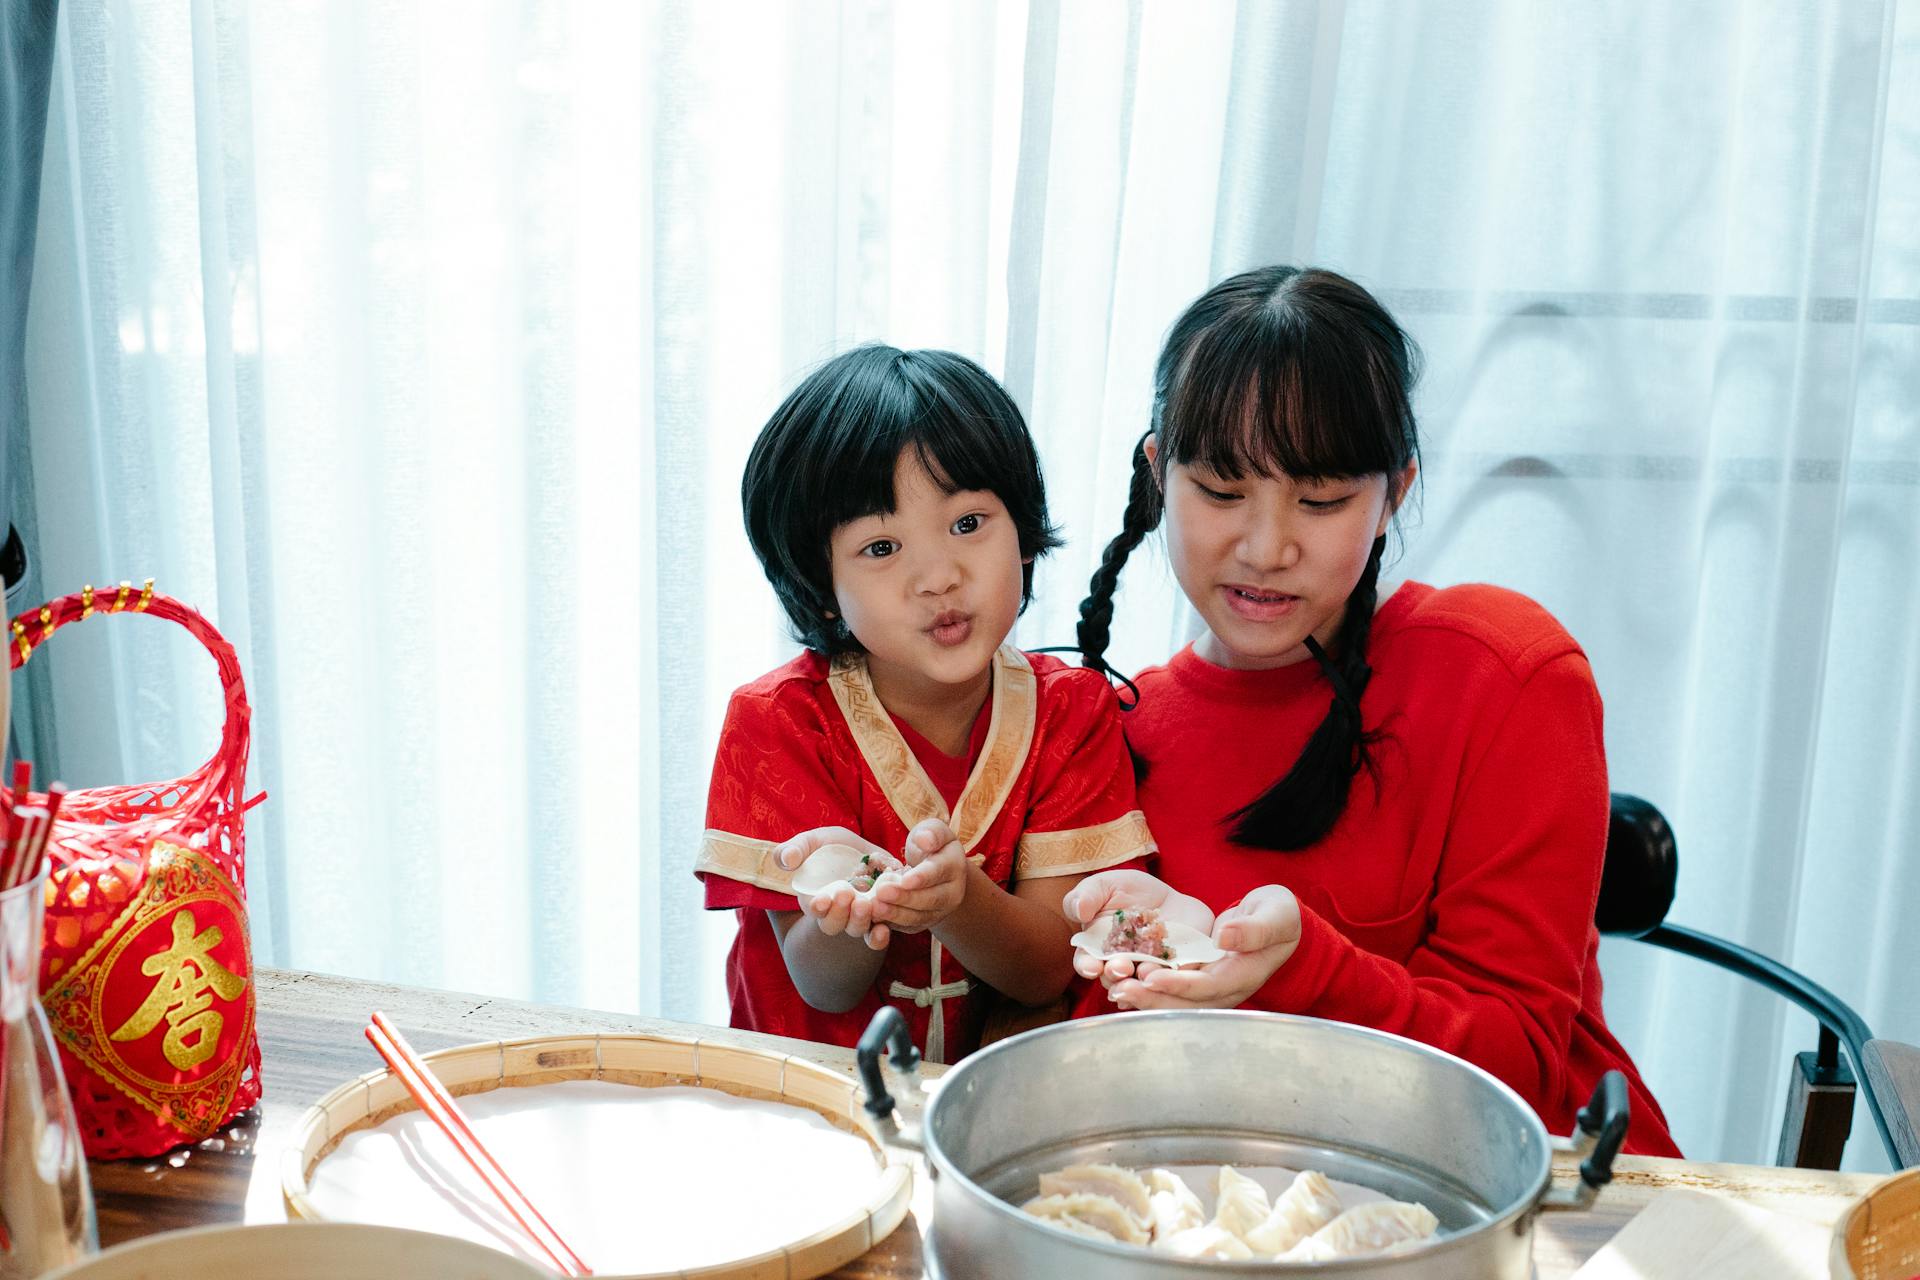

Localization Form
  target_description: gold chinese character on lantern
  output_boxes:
[110,907,249,1070]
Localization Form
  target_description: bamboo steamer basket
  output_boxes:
[283,1033,913,1280]
[42,1222,548,1280]
[1830,1166,1920,1280]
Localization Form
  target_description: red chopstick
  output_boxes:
[1,805,41,893]
[6,808,46,892]
[0,760,28,888]
[364,1012,591,1276]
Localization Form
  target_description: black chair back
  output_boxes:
[1597,793,1677,937]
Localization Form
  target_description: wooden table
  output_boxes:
[85,968,1885,1277]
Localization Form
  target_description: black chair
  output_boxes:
[1599,793,1918,1169]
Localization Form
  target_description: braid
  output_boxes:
[1075,434,1162,681]
[1328,534,1386,713]
[1228,534,1387,850]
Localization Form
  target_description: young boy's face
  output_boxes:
[827,450,1025,700]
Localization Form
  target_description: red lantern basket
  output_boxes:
[8,580,263,1158]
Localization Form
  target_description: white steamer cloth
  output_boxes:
[307,1081,885,1272]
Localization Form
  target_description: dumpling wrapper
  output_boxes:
[1278,1236,1339,1264]
[1022,1192,1150,1246]
[1242,1168,1342,1255]
[1158,1223,1254,1260]
[1210,1164,1271,1243]
[1278,1200,1440,1261]
[1070,910,1227,969]
[1037,1164,1152,1224]
[789,843,905,902]
[1035,1211,1116,1244]
[1143,1168,1204,1239]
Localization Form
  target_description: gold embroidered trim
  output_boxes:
[1015,810,1157,879]
[828,655,947,834]
[828,646,1037,854]
[952,648,1036,852]
[694,830,794,895]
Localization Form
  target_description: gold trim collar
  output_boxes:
[827,645,1037,854]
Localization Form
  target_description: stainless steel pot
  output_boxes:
[856,1008,1626,1278]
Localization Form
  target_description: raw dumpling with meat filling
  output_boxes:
[1243,1168,1342,1254]
[1209,1165,1271,1242]
[1279,1200,1440,1260]
[1142,1168,1204,1238]
[1037,1163,1152,1225]
[1070,907,1227,968]
[1023,1192,1151,1246]
[789,843,906,900]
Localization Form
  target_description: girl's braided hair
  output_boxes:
[1076,266,1420,850]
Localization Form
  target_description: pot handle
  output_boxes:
[1541,1070,1630,1211]
[856,1006,925,1153]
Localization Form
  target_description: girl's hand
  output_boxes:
[1060,870,1216,985]
[871,818,967,933]
[778,826,892,951]
[1105,885,1303,1010]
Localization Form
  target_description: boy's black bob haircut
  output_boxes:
[743,344,1064,657]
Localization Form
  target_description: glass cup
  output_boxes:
[1,865,97,1276]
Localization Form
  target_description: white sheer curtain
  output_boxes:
[20,0,1918,1170]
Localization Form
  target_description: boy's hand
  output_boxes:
[871,818,967,934]
[778,826,892,951]
[1060,869,1217,985]
[795,883,888,950]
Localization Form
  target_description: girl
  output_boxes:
[1063,266,1681,1155]
[696,345,1154,1064]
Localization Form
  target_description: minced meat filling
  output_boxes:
[848,848,905,892]
[1103,908,1171,960]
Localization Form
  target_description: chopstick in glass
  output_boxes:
[364,1013,591,1276]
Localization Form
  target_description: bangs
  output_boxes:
[742,344,1060,655]
[1158,289,1417,482]
[811,354,1028,531]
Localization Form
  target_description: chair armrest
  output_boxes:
[1862,1040,1920,1169]
[1638,925,1875,1049]
[1639,924,1901,1167]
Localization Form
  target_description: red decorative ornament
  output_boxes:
[10,582,264,1158]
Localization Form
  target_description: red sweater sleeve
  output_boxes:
[696,687,855,913]
[1247,652,1608,1117]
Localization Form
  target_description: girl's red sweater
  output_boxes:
[1120,581,1680,1156]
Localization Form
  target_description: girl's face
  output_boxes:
[1148,435,1412,671]
[828,450,1027,703]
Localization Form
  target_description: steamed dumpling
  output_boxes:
[1158,1223,1255,1259]
[1209,1165,1271,1242]
[1242,1168,1342,1254]
[1278,1235,1339,1263]
[1038,1211,1117,1243]
[1023,1192,1151,1246]
[1279,1200,1440,1260]
[1038,1163,1153,1224]
[1142,1168,1204,1238]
